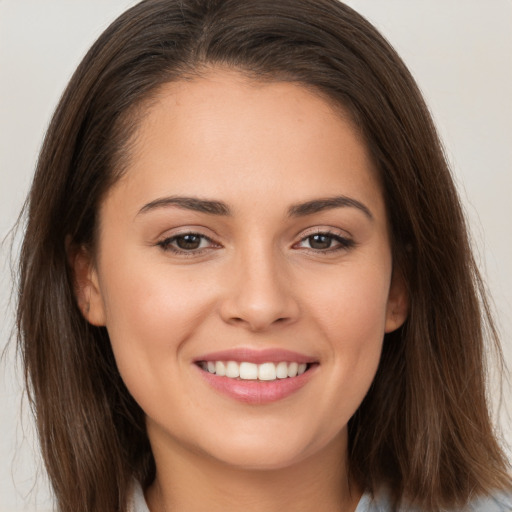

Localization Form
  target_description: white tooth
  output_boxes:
[258,362,277,381]
[240,362,258,380]
[215,361,226,377]
[287,362,299,377]
[225,361,240,378]
[207,361,216,373]
[276,362,288,379]
[297,363,307,375]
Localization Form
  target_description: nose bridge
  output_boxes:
[220,236,298,331]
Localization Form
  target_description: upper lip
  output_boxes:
[194,348,317,365]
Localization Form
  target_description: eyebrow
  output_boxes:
[287,196,373,220]
[138,196,231,216]
[137,194,373,220]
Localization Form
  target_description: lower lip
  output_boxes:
[196,365,317,404]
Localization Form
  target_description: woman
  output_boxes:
[16,0,512,511]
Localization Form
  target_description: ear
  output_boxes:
[68,242,107,326]
[385,267,409,333]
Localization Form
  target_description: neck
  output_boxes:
[145,427,361,512]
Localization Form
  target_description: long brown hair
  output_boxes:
[17,1,511,510]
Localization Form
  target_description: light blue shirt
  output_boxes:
[354,488,512,511]
[129,481,512,511]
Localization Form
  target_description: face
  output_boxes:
[76,69,407,471]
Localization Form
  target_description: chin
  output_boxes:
[204,442,314,471]
[188,422,345,472]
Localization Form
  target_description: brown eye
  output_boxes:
[307,234,334,250]
[157,232,217,254]
[175,234,202,250]
[296,231,354,253]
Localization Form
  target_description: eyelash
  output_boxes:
[294,230,355,253]
[156,230,355,256]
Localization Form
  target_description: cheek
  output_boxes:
[306,258,391,340]
[302,258,391,405]
[98,259,215,389]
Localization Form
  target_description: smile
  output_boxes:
[198,361,309,381]
[194,348,318,404]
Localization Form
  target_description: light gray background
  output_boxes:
[1,1,511,510]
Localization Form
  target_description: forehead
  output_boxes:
[104,68,385,221]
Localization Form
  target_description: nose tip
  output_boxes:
[219,257,299,332]
[225,302,292,332]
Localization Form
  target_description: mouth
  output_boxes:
[194,349,318,404]
[196,360,313,381]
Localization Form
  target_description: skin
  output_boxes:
[74,69,408,512]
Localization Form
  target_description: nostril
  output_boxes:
[219,283,300,331]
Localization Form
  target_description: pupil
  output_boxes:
[309,234,331,249]
[177,234,201,250]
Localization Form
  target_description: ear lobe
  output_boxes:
[385,268,409,333]
[68,244,107,326]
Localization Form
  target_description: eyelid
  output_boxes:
[297,225,352,239]
[153,224,220,244]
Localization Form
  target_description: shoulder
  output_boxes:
[466,491,512,512]
[356,489,512,512]
[127,483,512,512]
[127,481,150,512]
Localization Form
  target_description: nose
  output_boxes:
[219,246,300,332]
